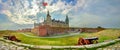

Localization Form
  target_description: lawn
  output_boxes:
[0,29,120,46]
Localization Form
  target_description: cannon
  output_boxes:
[3,35,21,42]
[118,36,120,38]
[77,37,98,45]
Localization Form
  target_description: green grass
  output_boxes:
[0,29,120,46]
[23,32,37,36]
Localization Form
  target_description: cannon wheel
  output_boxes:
[92,40,98,44]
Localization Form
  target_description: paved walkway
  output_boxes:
[0,38,120,50]
[97,42,120,50]
[0,41,30,50]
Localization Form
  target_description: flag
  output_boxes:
[42,2,48,9]
[36,0,48,11]
[42,2,48,6]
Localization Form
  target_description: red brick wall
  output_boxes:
[38,25,70,36]
[38,25,49,36]
[34,25,105,36]
[47,27,70,35]
[80,28,105,33]
[38,27,47,36]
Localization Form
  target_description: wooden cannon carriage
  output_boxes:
[77,37,98,45]
[3,35,21,42]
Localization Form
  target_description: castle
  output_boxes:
[29,11,105,36]
[31,11,71,36]
[34,11,69,28]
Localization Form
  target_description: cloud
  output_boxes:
[0,0,39,24]
[0,0,120,29]
[0,0,89,24]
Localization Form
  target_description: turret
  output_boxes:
[46,11,52,25]
[65,15,69,24]
[46,11,51,21]
[34,22,37,27]
[47,11,51,17]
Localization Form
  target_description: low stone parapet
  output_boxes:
[0,38,120,49]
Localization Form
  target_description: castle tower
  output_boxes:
[46,11,51,20]
[65,15,69,27]
[34,22,36,27]
[46,11,52,25]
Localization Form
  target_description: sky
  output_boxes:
[0,0,120,30]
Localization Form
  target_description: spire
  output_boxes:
[65,15,69,24]
[47,11,49,15]
[34,21,36,27]
[47,10,50,17]
[46,10,51,22]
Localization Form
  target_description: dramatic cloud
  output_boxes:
[1,0,120,29]
[0,0,88,24]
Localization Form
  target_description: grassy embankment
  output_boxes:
[0,29,120,46]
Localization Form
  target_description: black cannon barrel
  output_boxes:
[84,37,98,40]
